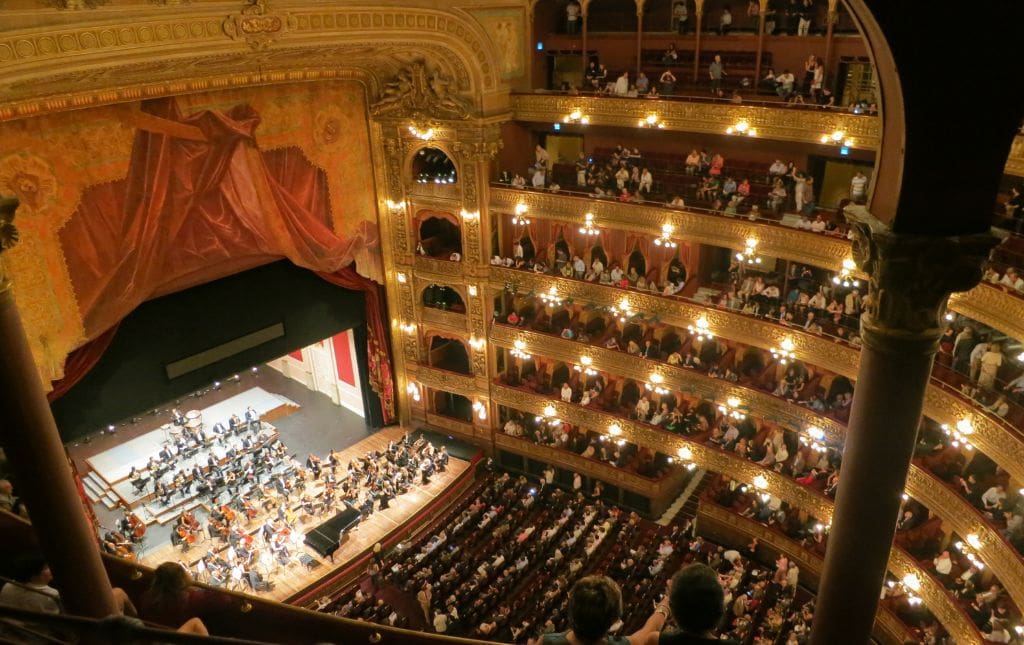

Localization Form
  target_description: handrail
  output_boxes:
[0,604,267,644]
[486,265,1024,485]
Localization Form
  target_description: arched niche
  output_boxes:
[415,211,463,259]
[410,146,458,185]
[426,334,471,375]
[421,283,466,313]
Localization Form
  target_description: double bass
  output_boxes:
[122,505,146,541]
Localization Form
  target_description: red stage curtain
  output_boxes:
[317,269,395,424]
[60,98,376,339]
[47,323,120,402]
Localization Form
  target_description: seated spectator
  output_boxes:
[543,575,670,645]
[138,562,220,634]
[1000,267,1024,291]
[775,69,795,99]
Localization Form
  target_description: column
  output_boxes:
[753,0,769,91]
[581,0,590,76]
[809,208,995,645]
[822,0,838,85]
[0,197,118,619]
[635,0,646,77]
[692,0,704,83]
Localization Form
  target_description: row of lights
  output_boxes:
[574,355,597,376]
[886,574,923,606]
[941,417,975,451]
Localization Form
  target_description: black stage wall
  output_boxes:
[52,261,384,441]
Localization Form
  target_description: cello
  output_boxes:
[122,505,146,541]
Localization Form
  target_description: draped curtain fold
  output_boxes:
[51,97,390,415]
[47,324,120,402]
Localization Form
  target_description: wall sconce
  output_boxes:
[468,284,478,297]
[753,474,769,490]
[579,212,600,236]
[725,119,757,137]
[886,576,922,606]
[770,336,796,365]
[408,125,435,141]
[406,382,421,402]
[539,286,563,306]
[512,203,531,226]
[820,130,854,147]
[469,336,485,350]
[638,114,665,129]
[460,209,480,221]
[653,223,678,248]
[832,258,861,288]
[608,423,622,437]
[396,272,408,284]
[687,315,714,341]
[645,373,669,395]
[574,355,597,376]
[953,533,986,571]
[718,397,747,420]
[799,426,827,452]
[386,199,406,212]
[563,109,590,125]
[472,401,488,420]
[609,299,634,323]
[941,417,975,450]
[736,238,762,265]
[400,322,417,334]
[511,339,531,360]
[536,403,561,426]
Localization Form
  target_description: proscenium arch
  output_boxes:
[0,5,509,121]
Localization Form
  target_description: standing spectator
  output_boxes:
[797,0,813,35]
[801,54,817,96]
[747,0,760,31]
[720,6,734,34]
[970,335,990,383]
[416,583,433,623]
[673,0,690,33]
[566,0,581,35]
[535,144,551,169]
[614,70,630,96]
[850,170,868,202]
[575,152,588,186]
[639,167,653,194]
[649,564,741,644]
[978,343,1004,390]
[709,54,726,96]
[659,69,677,95]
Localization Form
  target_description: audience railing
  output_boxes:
[489,324,1024,610]
[696,500,917,645]
[509,93,881,148]
[486,265,1024,484]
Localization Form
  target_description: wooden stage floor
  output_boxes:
[133,426,470,603]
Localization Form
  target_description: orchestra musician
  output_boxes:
[102,530,135,559]
[171,409,186,426]
[245,406,260,432]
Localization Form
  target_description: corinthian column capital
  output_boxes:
[845,206,997,354]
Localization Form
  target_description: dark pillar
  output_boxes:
[809,209,994,645]
[0,197,118,619]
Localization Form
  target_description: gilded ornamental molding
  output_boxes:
[0,5,507,121]
[489,324,846,441]
[407,364,478,399]
[414,255,466,278]
[886,547,981,644]
[494,432,665,496]
[493,325,1024,609]
[494,187,1024,349]
[696,503,925,645]
[491,188,853,272]
[489,266,862,377]
[489,381,834,522]
[510,93,881,149]
[906,466,1024,610]
[420,307,469,334]
[490,381,980,643]
[1006,134,1024,178]
[948,284,1024,349]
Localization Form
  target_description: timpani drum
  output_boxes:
[186,410,202,422]
[186,418,202,429]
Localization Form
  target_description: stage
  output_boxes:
[132,426,471,602]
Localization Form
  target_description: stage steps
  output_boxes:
[83,471,118,510]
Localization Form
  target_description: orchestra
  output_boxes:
[100,403,452,597]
